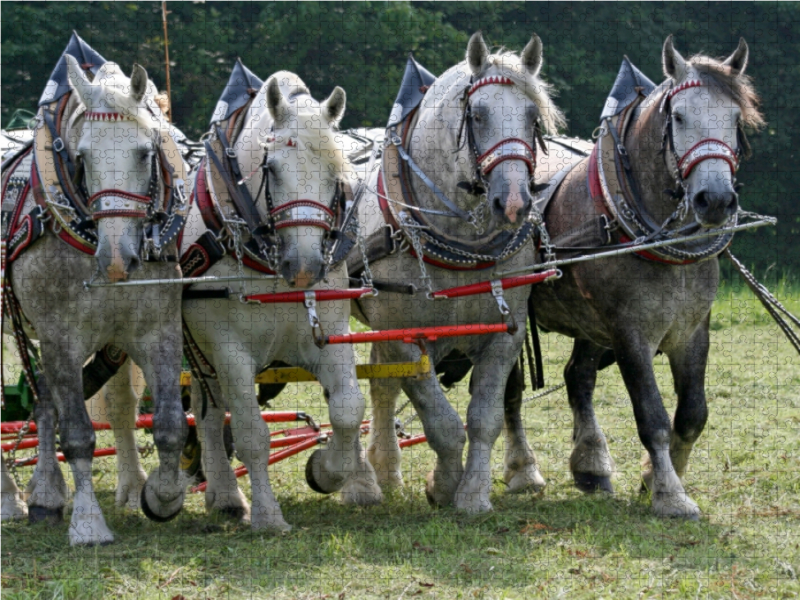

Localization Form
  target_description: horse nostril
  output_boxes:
[694,192,709,211]
[493,196,503,214]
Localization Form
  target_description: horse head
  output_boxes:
[660,36,764,228]
[241,72,349,288]
[417,33,564,238]
[66,56,169,282]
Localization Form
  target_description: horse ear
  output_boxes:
[723,37,749,76]
[267,77,290,125]
[467,32,489,76]
[324,86,346,125]
[662,35,689,81]
[65,55,94,105]
[130,64,148,103]
[521,34,543,78]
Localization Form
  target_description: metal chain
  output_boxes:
[399,213,433,295]
[355,217,374,289]
[521,382,567,405]
[6,408,35,486]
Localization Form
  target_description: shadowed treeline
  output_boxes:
[2,1,797,275]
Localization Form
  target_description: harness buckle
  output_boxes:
[52,137,65,153]
[304,292,327,348]
[491,279,511,317]
[225,147,237,159]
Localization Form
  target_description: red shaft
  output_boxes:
[326,322,509,345]
[431,269,559,299]
[244,288,374,304]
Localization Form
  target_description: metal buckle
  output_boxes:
[491,280,511,317]
[304,292,326,348]
[52,137,65,153]
[225,147,237,159]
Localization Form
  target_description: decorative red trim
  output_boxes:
[270,200,334,218]
[587,144,603,201]
[666,79,704,102]
[273,219,332,232]
[92,210,148,220]
[88,190,152,204]
[468,76,515,97]
[618,233,697,265]
[677,139,738,178]
[194,160,223,232]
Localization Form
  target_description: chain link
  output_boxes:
[6,409,35,486]
[399,213,433,295]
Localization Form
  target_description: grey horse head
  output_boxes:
[66,56,169,281]
[661,36,763,228]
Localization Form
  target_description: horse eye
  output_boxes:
[673,112,684,125]
[473,113,482,123]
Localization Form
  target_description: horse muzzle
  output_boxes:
[279,249,326,289]
[691,188,738,229]
[487,165,533,227]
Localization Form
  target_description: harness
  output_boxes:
[367,59,543,276]
[587,67,744,264]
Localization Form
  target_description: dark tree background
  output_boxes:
[2,1,797,276]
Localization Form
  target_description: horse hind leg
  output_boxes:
[1,460,28,521]
[642,322,710,498]
[365,345,405,490]
[502,359,546,494]
[566,339,615,493]
[190,378,250,523]
[99,360,148,510]
[25,375,69,525]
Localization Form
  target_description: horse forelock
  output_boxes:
[685,56,765,130]
[432,51,565,135]
[72,62,170,138]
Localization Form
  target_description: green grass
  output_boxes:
[2,285,799,599]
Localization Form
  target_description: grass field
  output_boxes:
[2,282,799,599]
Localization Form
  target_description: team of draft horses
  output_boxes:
[0,31,762,545]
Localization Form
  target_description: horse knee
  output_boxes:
[674,402,708,443]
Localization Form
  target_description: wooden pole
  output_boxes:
[161,1,172,122]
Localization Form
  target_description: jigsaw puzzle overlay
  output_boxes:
[1,3,798,599]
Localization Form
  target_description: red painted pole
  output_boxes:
[244,288,374,304]
[430,269,559,299]
[326,322,510,345]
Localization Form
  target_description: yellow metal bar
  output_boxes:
[181,355,431,386]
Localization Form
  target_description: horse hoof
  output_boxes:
[140,488,182,523]
[573,472,614,494]
[28,506,63,525]
[305,450,344,494]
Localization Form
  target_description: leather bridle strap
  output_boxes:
[89,190,151,220]
[270,200,335,232]
[391,134,472,222]
[204,135,263,234]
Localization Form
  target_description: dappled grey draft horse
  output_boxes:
[181,70,381,532]
[352,33,564,513]
[499,36,764,518]
[7,57,189,544]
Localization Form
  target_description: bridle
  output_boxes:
[252,130,348,269]
[456,75,545,209]
[660,79,746,201]
[80,109,187,260]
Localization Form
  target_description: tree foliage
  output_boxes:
[2,1,797,274]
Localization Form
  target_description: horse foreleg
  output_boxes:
[398,349,465,509]
[456,352,517,513]
[613,330,700,519]
[190,378,250,522]
[366,345,404,490]
[566,339,615,493]
[25,374,68,524]
[132,343,187,524]
[311,355,382,506]
[643,319,710,492]
[218,361,290,533]
[1,460,27,521]
[41,347,114,545]
[502,360,546,494]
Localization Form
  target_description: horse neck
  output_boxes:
[625,99,685,225]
